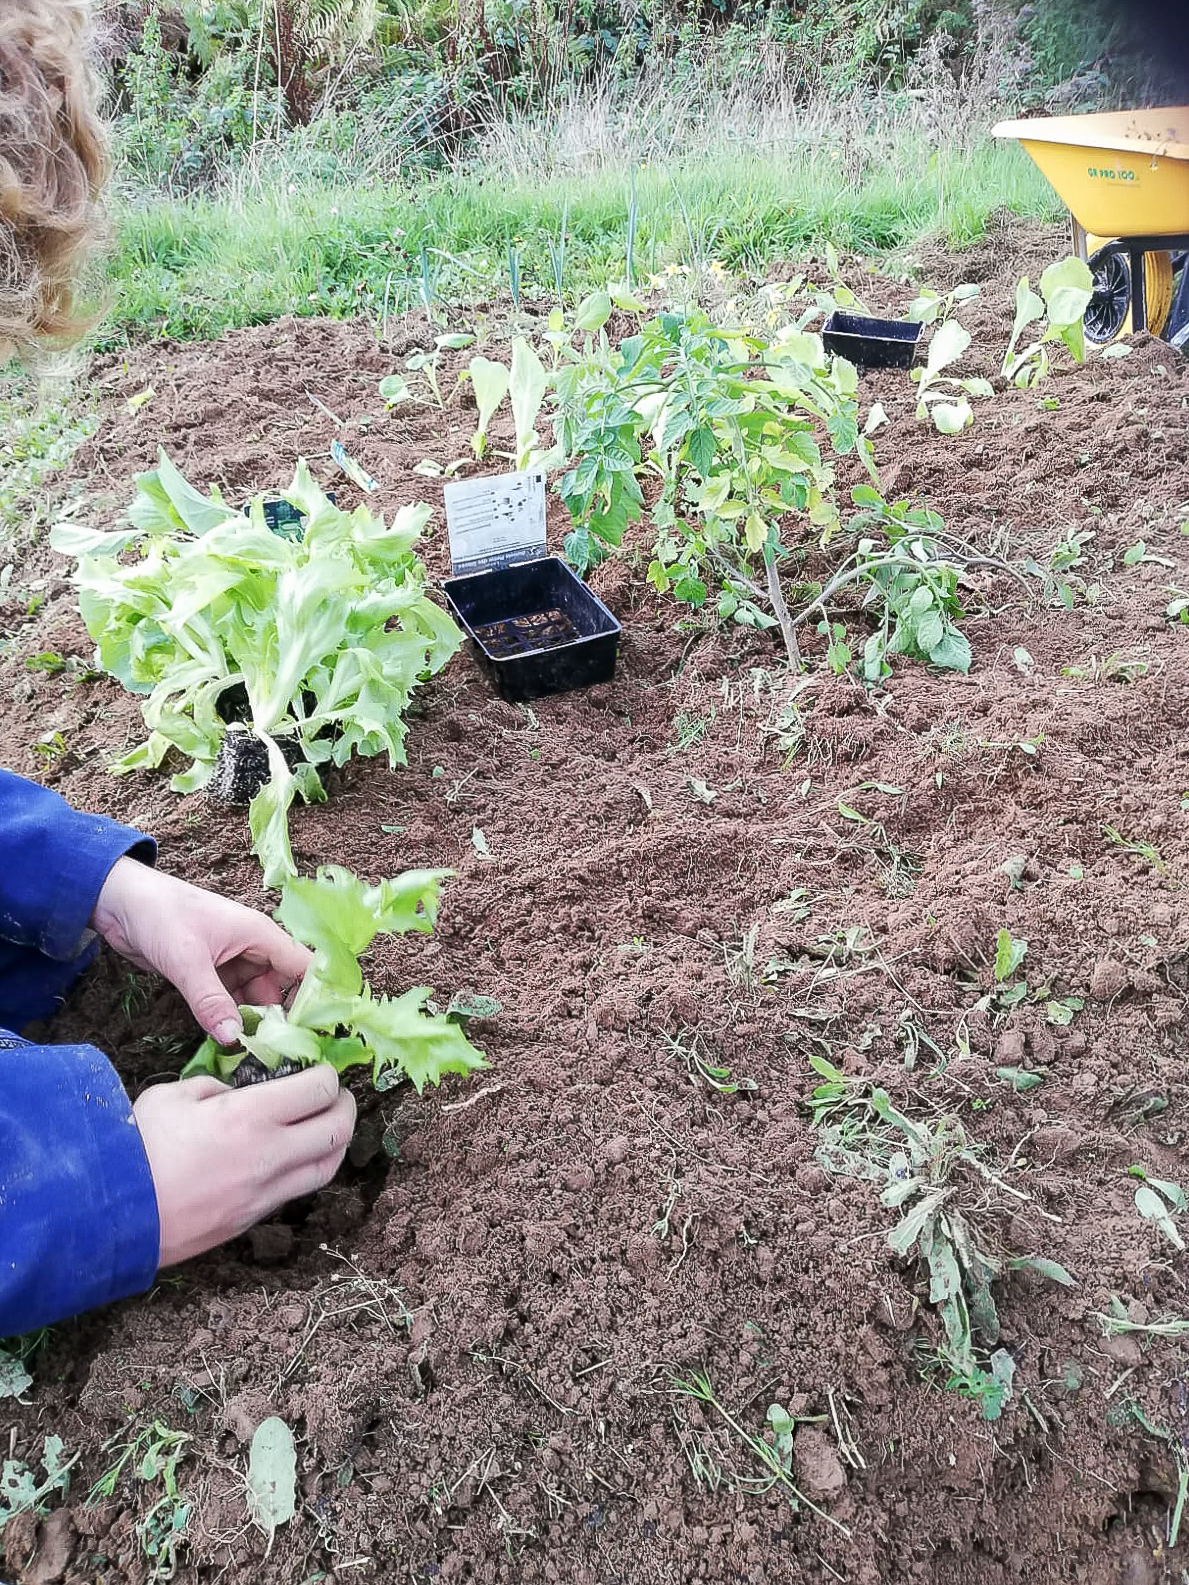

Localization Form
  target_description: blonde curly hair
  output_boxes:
[0,0,107,361]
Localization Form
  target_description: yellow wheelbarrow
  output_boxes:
[992,107,1189,348]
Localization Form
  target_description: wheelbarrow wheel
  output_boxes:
[1084,240,1174,342]
[1085,246,1131,343]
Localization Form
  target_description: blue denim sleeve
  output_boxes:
[0,1034,159,1336]
[0,768,156,963]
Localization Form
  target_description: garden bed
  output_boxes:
[3,220,1189,1585]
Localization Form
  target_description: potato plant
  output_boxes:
[548,305,878,667]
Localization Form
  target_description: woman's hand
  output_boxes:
[91,858,312,1046]
[133,1066,356,1265]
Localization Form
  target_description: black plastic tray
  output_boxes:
[822,311,922,369]
[442,555,620,702]
[242,492,336,540]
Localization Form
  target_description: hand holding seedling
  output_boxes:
[132,1065,356,1266]
[90,858,313,1047]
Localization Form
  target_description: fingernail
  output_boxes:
[215,1018,242,1048]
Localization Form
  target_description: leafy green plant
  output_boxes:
[1001,258,1094,389]
[1,1436,76,1533]
[808,1056,1072,1405]
[554,305,874,665]
[183,865,486,1092]
[1130,1165,1187,1251]
[907,281,981,325]
[910,320,993,433]
[52,454,460,886]
[669,1370,850,1534]
[246,1416,296,1536]
[465,356,511,459]
[818,490,975,681]
[993,929,1028,983]
[89,1419,191,1581]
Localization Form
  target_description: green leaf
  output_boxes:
[1136,1183,1185,1249]
[1147,1175,1188,1212]
[467,357,510,457]
[996,1066,1044,1091]
[510,339,548,471]
[246,1417,296,1533]
[132,449,231,537]
[1040,256,1093,329]
[686,426,715,477]
[0,1350,32,1401]
[246,737,306,890]
[446,991,503,1024]
[928,627,972,673]
[574,290,613,332]
[1010,278,1046,342]
[1010,1255,1076,1286]
[993,929,1028,983]
[378,374,412,406]
[930,399,973,434]
[925,320,971,376]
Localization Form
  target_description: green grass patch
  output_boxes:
[102,133,1060,347]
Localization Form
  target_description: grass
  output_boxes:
[98,81,1060,347]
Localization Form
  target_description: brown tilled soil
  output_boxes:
[3,220,1189,1585]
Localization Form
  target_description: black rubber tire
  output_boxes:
[1085,246,1131,345]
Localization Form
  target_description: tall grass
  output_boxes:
[103,51,1061,346]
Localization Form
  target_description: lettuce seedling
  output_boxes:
[52,453,460,885]
[183,865,487,1092]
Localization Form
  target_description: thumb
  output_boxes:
[172,957,243,1048]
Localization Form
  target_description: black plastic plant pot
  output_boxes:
[822,311,922,370]
[442,555,621,703]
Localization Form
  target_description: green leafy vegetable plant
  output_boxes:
[907,282,981,325]
[1001,258,1094,389]
[52,453,460,886]
[1,1436,77,1533]
[1130,1164,1187,1250]
[183,865,486,1093]
[910,320,994,434]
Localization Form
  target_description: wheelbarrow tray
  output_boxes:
[992,107,1189,236]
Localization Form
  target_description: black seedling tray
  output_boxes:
[443,555,620,703]
[822,311,922,370]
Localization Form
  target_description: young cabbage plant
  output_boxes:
[907,282,981,325]
[911,320,994,433]
[184,865,487,1093]
[52,453,460,887]
[1001,257,1094,388]
[465,356,510,459]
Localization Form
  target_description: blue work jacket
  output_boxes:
[0,769,160,1337]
